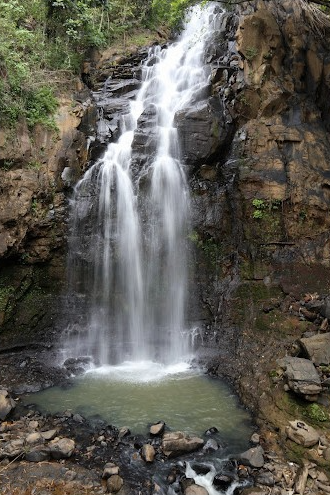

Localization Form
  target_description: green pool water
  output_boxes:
[24,361,252,451]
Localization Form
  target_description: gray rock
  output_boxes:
[25,445,50,462]
[162,431,204,457]
[0,439,24,459]
[277,357,322,398]
[103,462,120,479]
[141,444,155,463]
[73,413,84,423]
[49,438,75,459]
[63,470,77,481]
[238,446,265,468]
[118,427,130,439]
[107,474,123,493]
[0,391,15,420]
[317,471,329,483]
[286,420,320,447]
[300,333,330,366]
[41,429,57,441]
[203,438,219,452]
[255,471,275,486]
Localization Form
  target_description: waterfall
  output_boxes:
[65,2,222,367]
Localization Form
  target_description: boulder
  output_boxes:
[203,438,219,452]
[213,474,234,491]
[25,445,51,462]
[0,439,24,459]
[277,357,322,399]
[107,474,124,494]
[162,432,204,457]
[49,438,75,459]
[238,446,265,468]
[103,462,120,479]
[141,444,155,463]
[150,421,165,436]
[255,472,275,486]
[286,420,320,447]
[0,390,16,420]
[299,333,330,366]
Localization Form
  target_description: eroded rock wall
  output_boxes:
[0,89,96,345]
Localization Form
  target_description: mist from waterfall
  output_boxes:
[65,3,222,367]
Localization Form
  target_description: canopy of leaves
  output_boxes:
[0,0,201,129]
[150,0,198,28]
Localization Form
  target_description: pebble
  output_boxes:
[250,433,260,444]
[107,474,123,493]
[103,462,119,479]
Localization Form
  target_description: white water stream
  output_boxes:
[65,3,223,368]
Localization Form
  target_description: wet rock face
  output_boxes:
[175,99,229,169]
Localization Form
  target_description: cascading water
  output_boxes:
[24,11,256,494]
[65,3,222,367]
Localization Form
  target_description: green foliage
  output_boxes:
[252,198,282,220]
[47,0,153,47]
[150,0,198,29]
[0,1,59,128]
[252,198,266,219]
[0,0,206,128]
[31,198,38,213]
[25,87,58,129]
[304,403,329,422]
[0,0,155,128]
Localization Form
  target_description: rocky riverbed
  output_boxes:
[0,378,329,495]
